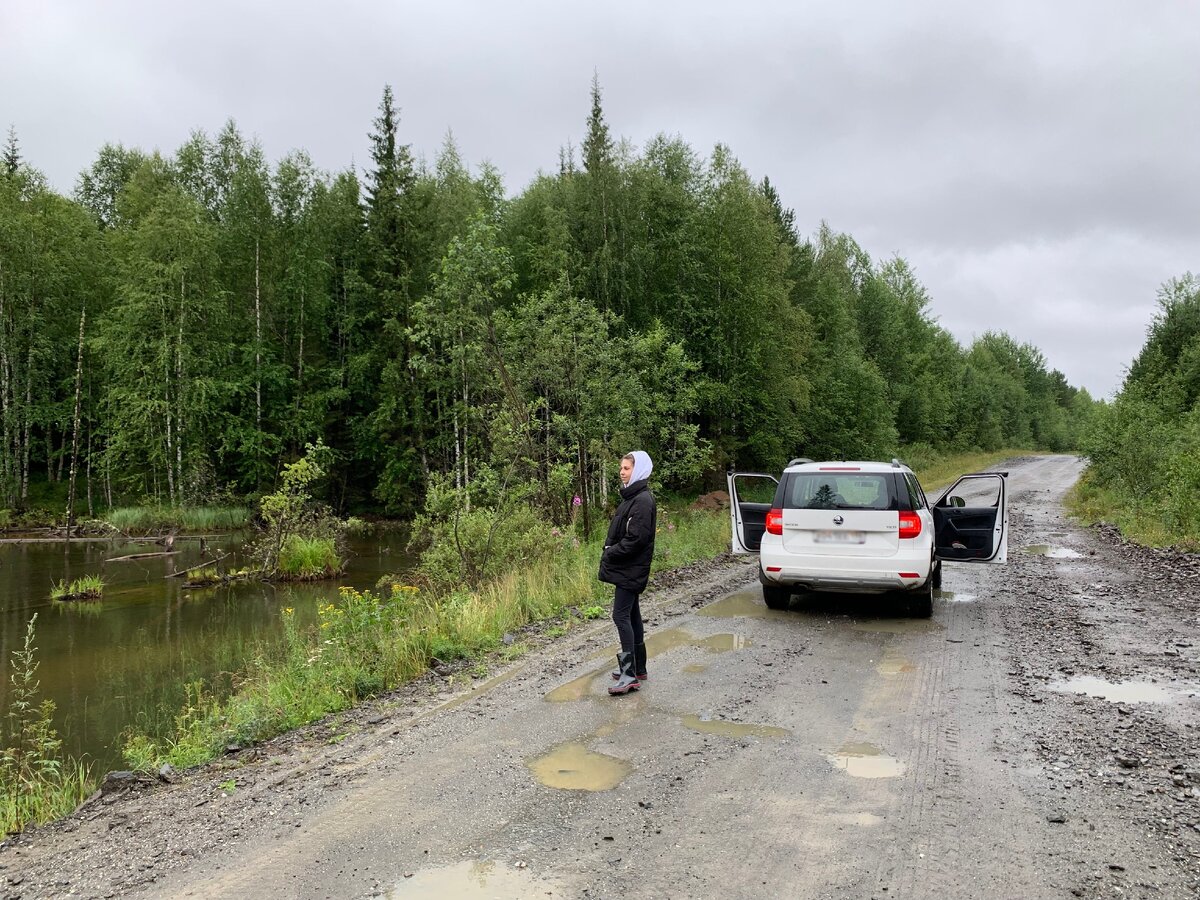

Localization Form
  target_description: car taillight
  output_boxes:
[898,511,922,539]
[765,508,783,536]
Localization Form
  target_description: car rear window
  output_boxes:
[782,473,900,510]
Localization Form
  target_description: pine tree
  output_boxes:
[363,85,423,513]
[2,127,20,176]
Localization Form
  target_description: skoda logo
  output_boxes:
[832,515,844,526]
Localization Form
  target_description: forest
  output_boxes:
[0,81,1097,530]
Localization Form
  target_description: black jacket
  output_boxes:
[598,478,657,593]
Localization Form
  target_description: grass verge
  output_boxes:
[1065,469,1200,552]
[120,505,730,772]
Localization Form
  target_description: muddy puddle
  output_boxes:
[699,589,793,619]
[527,742,632,791]
[1048,675,1191,704]
[1025,545,1084,559]
[851,619,944,635]
[828,742,905,778]
[934,590,977,603]
[388,859,560,898]
[680,714,789,739]
[554,630,749,702]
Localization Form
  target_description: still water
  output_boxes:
[0,533,414,773]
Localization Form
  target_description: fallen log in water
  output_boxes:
[167,554,230,579]
[104,551,181,562]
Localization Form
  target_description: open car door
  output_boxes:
[932,472,1009,563]
[725,470,779,554]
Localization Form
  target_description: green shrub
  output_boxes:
[413,501,562,589]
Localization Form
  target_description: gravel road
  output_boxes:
[3,454,1198,899]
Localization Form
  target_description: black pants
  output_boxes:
[612,586,645,653]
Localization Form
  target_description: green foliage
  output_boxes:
[410,471,562,589]
[1077,274,1200,549]
[1,82,1097,524]
[0,616,96,833]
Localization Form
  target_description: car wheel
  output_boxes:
[910,580,934,618]
[762,585,792,610]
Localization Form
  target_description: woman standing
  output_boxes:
[598,450,657,696]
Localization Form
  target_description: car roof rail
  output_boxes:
[787,457,814,467]
[891,457,905,468]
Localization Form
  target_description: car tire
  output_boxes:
[762,585,792,610]
[910,580,934,618]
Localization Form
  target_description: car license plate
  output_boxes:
[814,530,865,544]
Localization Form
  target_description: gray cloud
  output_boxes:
[4,0,1195,398]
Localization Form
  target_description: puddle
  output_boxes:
[1048,675,1184,705]
[851,619,944,635]
[680,714,789,739]
[586,628,752,663]
[699,589,791,619]
[543,669,607,703]
[1025,545,1083,559]
[387,859,560,898]
[934,590,977,603]
[875,654,915,676]
[558,631,749,701]
[698,633,752,652]
[682,663,708,674]
[828,743,905,779]
[527,742,632,791]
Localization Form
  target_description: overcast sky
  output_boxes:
[4,1,1196,398]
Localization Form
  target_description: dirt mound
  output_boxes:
[689,490,730,511]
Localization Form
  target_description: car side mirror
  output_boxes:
[947,495,966,508]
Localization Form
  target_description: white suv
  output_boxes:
[726,458,1008,617]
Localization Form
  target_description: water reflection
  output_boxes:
[0,534,413,771]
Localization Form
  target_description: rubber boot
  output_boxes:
[607,651,640,695]
[612,642,648,681]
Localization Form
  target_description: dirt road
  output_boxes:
[3,455,1199,899]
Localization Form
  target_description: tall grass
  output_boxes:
[277,536,342,580]
[49,574,104,601]
[1067,471,1200,551]
[104,505,251,533]
[121,506,731,772]
[1,616,96,833]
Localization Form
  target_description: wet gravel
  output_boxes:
[994,485,1200,898]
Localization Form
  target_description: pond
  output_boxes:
[0,532,415,774]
